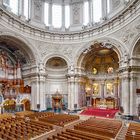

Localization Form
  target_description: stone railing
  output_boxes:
[0,0,139,41]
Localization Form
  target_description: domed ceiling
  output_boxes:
[0,36,31,65]
[46,57,67,69]
[82,43,119,74]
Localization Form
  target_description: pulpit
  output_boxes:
[52,91,63,113]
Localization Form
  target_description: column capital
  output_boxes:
[120,76,130,81]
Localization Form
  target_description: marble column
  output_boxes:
[30,79,40,110]
[100,82,104,98]
[114,80,119,108]
[68,76,75,110]
[118,80,121,107]
[129,75,137,115]
[121,76,130,115]
[114,82,118,98]
[39,75,46,111]
[74,77,79,108]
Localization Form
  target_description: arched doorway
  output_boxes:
[45,57,68,110]
[21,99,30,111]
[77,42,120,109]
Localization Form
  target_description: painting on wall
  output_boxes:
[93,83,99,95]
[106,83,114,95]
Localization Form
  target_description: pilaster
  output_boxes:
[100,82,104,98]
[120,75,130,115]
[68,76,75,110]
[129,75,137,115]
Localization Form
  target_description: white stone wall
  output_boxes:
[0,0,140,114]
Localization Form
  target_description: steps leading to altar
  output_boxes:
[80,107,119,118]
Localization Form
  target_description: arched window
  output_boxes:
[52,4,62,28]
[92,0,102,22]
[83,1,89,25]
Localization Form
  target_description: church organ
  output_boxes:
[0,51,31,113]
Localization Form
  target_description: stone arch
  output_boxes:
[130,35,140,58]
[43,53,71,68]
[76,38,124,68]
[0,34,38,64]
[21,98,31,111]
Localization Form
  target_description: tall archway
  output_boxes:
[45,57,68,110]
[130,38,140,115]
[0,35,35,112]
[77,42,120,109]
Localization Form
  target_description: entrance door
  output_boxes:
[21,99,30,111]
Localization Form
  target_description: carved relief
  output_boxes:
[72,3,80,24]
[34,0,42,21]
[38,43,75,60]
[122,29,135,43]
[112,0,121,9]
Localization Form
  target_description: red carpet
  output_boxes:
[80,107,119,118]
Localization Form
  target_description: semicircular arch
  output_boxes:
[0,33,38,64]
[76,37,126,68]
[43,53,71,67]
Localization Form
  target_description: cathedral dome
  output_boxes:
[2,0,132,32]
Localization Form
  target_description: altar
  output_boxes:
[92,97,117,109]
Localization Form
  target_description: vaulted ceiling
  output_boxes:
[0,36,32,65]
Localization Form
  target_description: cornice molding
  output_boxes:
[0,0,139,41]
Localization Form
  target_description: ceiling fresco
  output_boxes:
[46,57,67,69]
[0,36,30,65]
